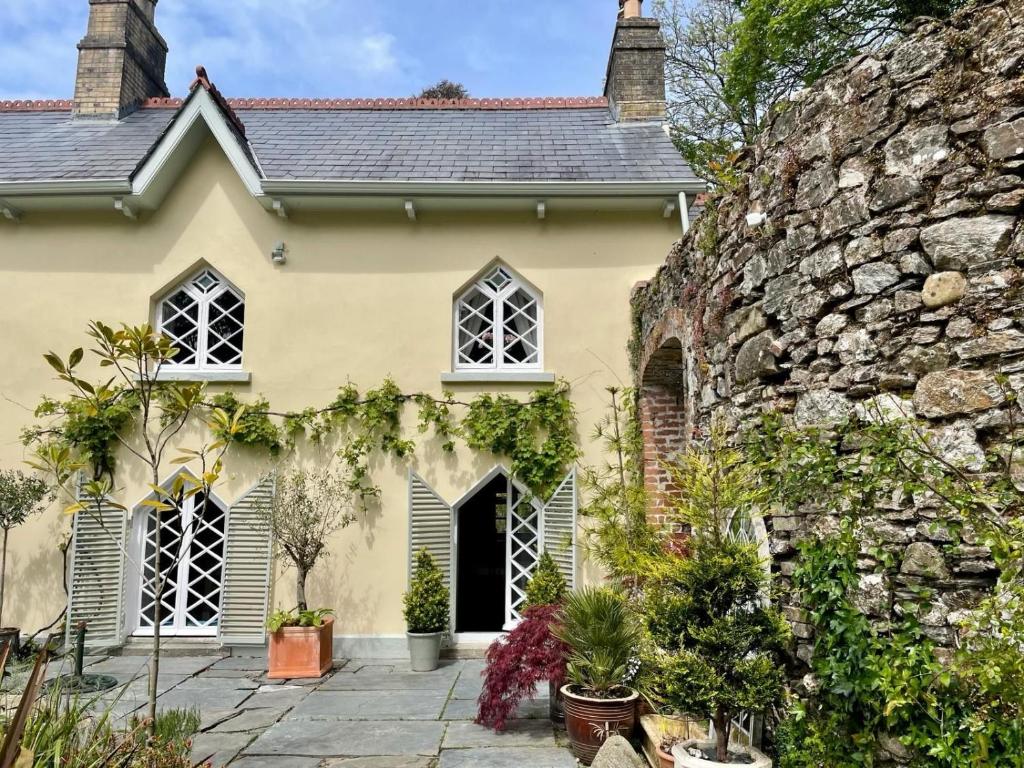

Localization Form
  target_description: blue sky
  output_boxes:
[0,1,620,101]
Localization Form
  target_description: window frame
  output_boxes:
[452,266,544,374]
[155,268,246,374]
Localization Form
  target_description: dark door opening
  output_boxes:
[456,475,507,633]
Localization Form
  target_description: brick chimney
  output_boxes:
[605,0,666,122]
[73,0,169,118]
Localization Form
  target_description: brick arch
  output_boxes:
[636,309,692,524]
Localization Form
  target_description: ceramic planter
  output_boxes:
[671,739,772,768]
[267,616,334,679]
[640,714,708,768]
[407,631,443,672]
[561,684,639,765]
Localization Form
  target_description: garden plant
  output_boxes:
[403,549,450,672]
[0,470,51,634]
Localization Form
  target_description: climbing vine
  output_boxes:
[29,372,579,508]
[751,414,1024,767]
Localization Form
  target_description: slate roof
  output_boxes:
[0,100,699,186]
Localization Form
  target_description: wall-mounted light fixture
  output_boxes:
[271,241,288,265]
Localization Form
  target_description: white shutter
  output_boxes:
[543,468,577,588]
[218,476,274,646]
[408,472,451,589]
[67,496,128,649]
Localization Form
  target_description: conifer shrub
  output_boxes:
[524,551,568,609]
[403,549,450,634]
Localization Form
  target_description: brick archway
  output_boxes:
[636,309,692,525]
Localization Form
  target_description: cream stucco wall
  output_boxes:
[0,136,680,638]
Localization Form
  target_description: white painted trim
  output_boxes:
[405,200,417,221]
[0,179,131,196]
[262,179,706,198]
[114,198,137,220]
[452,631,503,647]
[440,371,556,384]
[131,89,264,202]
[271,199,288,219]
[536,201,546,220]
[151,370,252,383]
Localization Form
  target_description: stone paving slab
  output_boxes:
[439,747,577,768]
[319,671,458,692]
[442,696,549,721]
[322,758,434,767]
[208,707,289,733]
[243,719,447,757]
[191,731,255,768]
[443,719,557,749]
[242,685,311,709]
[230,758,321,768]
[155,686,254,712]
[289,690,448,720]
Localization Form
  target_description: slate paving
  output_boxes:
[79,655,576,767]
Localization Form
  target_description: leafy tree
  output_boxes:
[255,463,357,611]
[725,0,966,122]
[641,427,790,762]
[0,470,52,627]
[580,387,662,587]
[418,79,470,100]
[28,322,243,733]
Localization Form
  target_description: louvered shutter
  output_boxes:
[67,496,129,649]
[218,476,274,646]
[408,472,451,588]
[543,468,577,588]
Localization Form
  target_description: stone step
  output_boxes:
[114,638,227,658]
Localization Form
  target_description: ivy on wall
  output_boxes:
[26,377,579,506]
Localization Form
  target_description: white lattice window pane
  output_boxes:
[502,289,539,365]
[484,266,513,292]
[183,494,226,628]
[192,270,221,294]
[139,507,183,629]
[457,288,496,366]
[507,487,540,622]
[161,291,200,366]
[205,290,245,366]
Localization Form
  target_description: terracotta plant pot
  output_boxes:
[561,684,639,765]
[671,739,772,768]
[267,616,334,679]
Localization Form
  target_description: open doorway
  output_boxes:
[455,474,507,633]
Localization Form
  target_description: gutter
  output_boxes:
[260,179,706,198]
[0,179,132,197]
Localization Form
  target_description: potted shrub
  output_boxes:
[0,470,51,654]
[552,587,642,765]
[404,549,450,672]
[648,430,789,766]
[256,465,356,679]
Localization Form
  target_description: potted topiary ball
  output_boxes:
[552,587,642,765]
[404,549,450,672]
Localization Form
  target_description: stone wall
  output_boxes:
[630,0,1024,660]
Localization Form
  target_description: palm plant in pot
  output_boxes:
[552,586,642,765]
[647,428,790,767]
[257,464,356,679]
[404,549,450,672]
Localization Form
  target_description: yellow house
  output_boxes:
[0,0,703,656]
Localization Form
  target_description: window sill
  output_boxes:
[440,371,556,384]
[149,370,252,384]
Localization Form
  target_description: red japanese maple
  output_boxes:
[475,604,568,731]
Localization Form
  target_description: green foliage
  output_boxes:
[523,551,567,609]
[581,387,663,586]
[27,389,140,478]
[462,380,578,500]
[418,79,470,100]
[267,607,334,633]
[754,415,1024,766]
[404,549,450,634]
[639,427,789,762]
[0,470,51,532]
[552,587,642,697]
[209,392,282,455]
[726,0,966,121]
